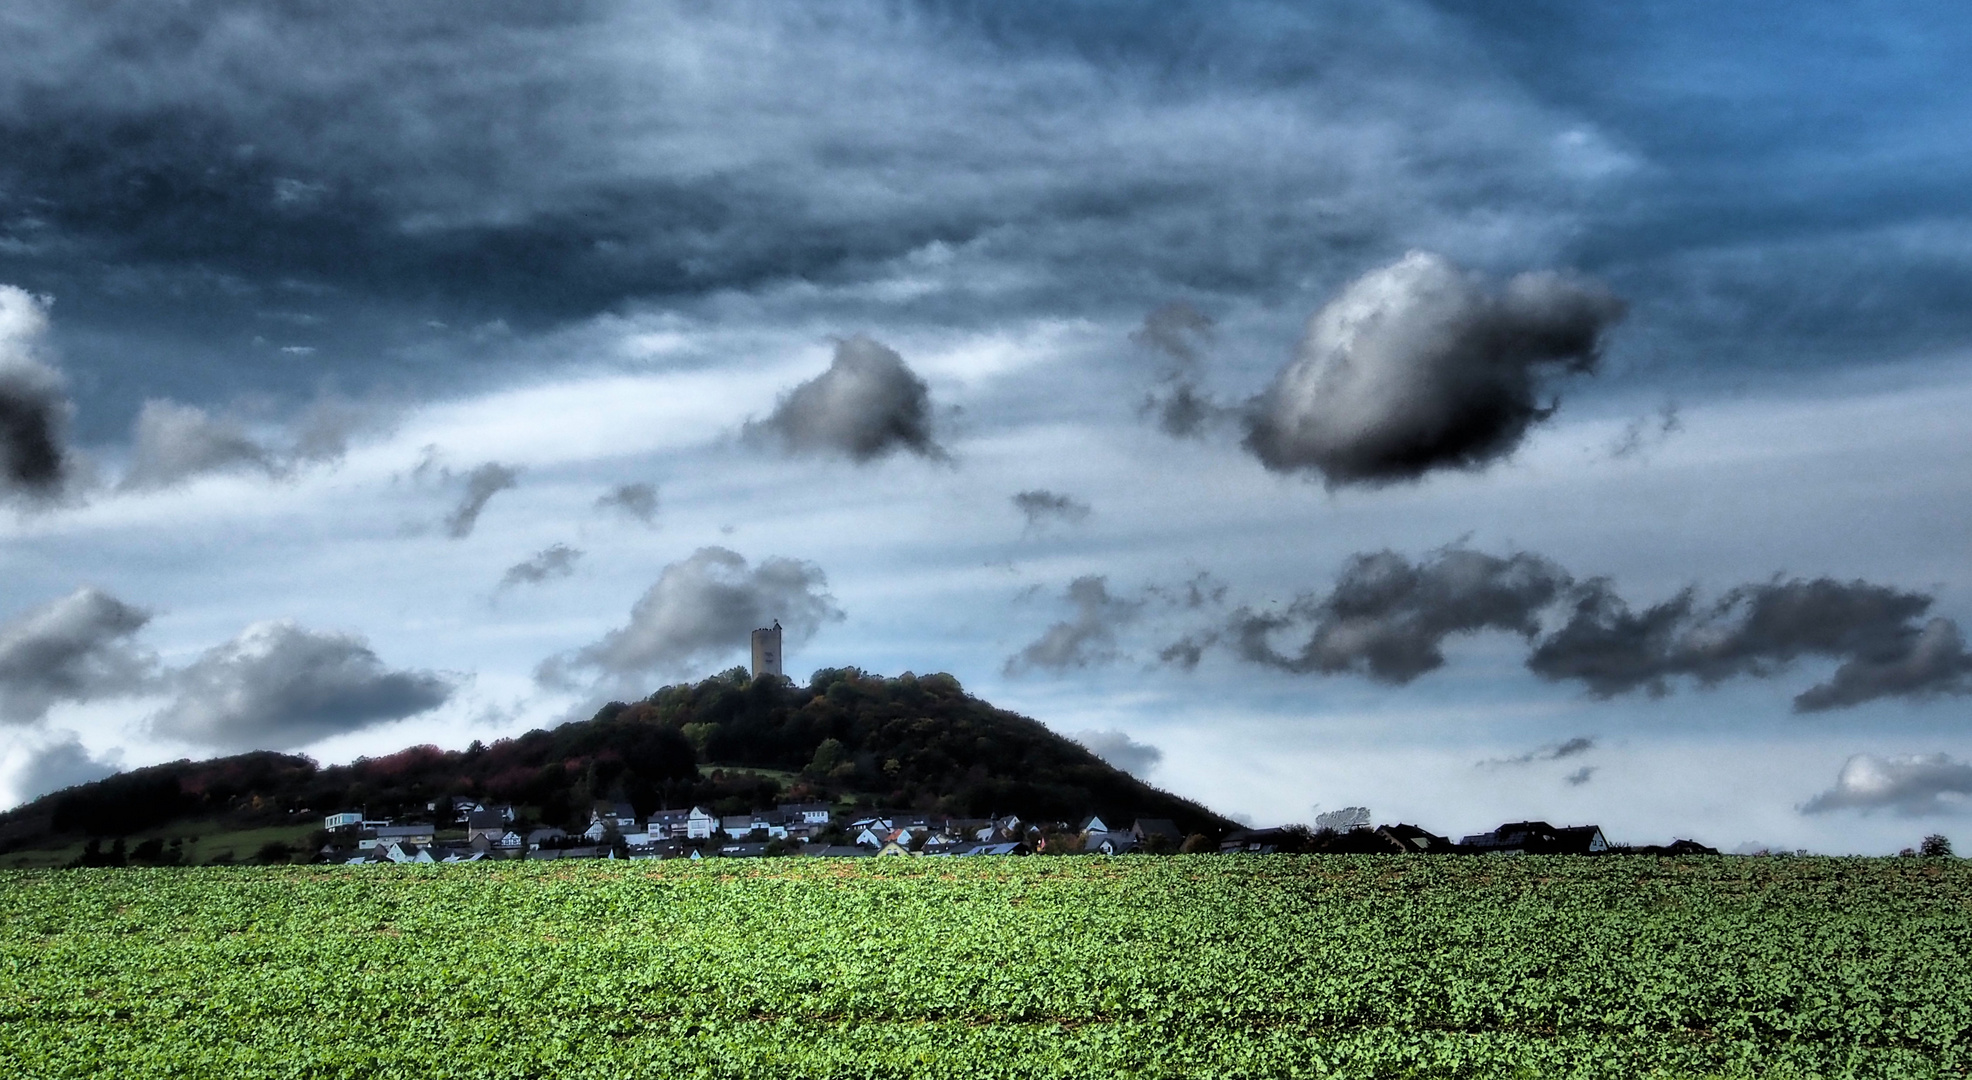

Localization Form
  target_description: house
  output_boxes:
[720,815,757,838]
[1218,827,1296,854]
[361,824,437,851]
[1091,833,1139,856]
[1130,819,1183,851]
[686,807,717,840]
[1459,821,1609,855]
[526,827,569,851]
[1374,824,1451,854]
[495,830,525,851]
[806,844,875,858]
[878,839,913,857]
[381,841,434,864]
[466,809,507,844]
[779,802,833,826]
[647,810,691,839]
[960,842,1029,857]
[324,811,362,832]
[592,801,639,830]
[1076,815,1114,836]
[718,842,771,858]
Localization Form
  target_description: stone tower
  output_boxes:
[749,620,783,679]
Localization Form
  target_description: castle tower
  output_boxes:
[750,620,783,679]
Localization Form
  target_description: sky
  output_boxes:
[3,1,1971,853]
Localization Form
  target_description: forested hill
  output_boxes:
[0,668,1232,854]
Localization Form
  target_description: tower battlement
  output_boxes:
[750,621,783,679]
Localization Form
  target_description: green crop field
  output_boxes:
[2,856,1967,1079]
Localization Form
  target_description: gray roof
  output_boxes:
[808,845,875,858]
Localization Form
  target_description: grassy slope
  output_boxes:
[3,856,1968,1079]
[0,820,325,870]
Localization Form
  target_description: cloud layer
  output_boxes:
[1528,578,1972,712]
[1231,549,1569,682]
[149,621,454,751]
[545,547,841,691]
[0,588,155,724]
[1243,252,1626,486]
[745,337,944,463]
[1801,754,1972,817]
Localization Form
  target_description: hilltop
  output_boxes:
[0,667,1231,861]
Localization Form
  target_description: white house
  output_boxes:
[686,807,717,840]
[324,811,362,831]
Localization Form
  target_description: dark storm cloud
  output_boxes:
[1012,489,1091,529]
[1230,548,1572,683]
[1528,577,1972,712]
[499,543,582,589]
[0,1,1642,438]
[541,547,841,689]
[596,482,658,525]
[0,286,75,498]
[1073,728,1164,778]
[444,462,520,538]
[1243,253,1625,486]
[744,337,945,463]
[1005,576,1143,674]
[1186,547,1972,713]
[148,621,453,751]
[1800,754,1972,817]
[0,588,156,724]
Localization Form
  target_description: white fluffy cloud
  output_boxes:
[1800,754,1972,817]
[1244,252,1625,486]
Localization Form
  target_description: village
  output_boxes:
[317,798,1698,865]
